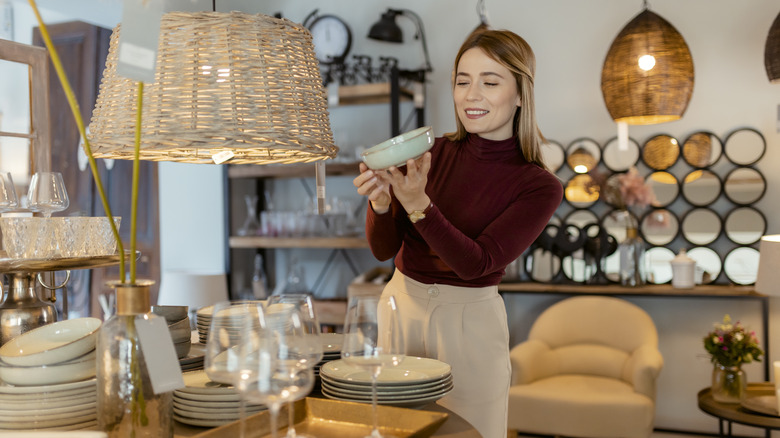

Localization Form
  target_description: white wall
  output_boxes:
[5,0,780,433]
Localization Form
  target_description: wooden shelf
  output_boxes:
[229,236,368,249]
[228,161,360,179]
[334,82,414,106]
[497,282,763,298]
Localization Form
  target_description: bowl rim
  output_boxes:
[0,317,102,363]
[0,349,96,369]
[361,126,433,156]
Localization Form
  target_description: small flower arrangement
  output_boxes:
[587,166,656,211]
[703,314,763,367]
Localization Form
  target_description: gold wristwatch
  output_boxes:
[408,203,433,224]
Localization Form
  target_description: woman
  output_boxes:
[353,29,562,438]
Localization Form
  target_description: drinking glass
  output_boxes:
[341,295,405,438]
[266,294,323,438]
[27,171,69,217]
[204,301,267,438]
[244,306,314,438]
[0,172,18,211]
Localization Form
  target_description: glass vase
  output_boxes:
[97,280,173,438]
[619,218,646,286]
[711,364,746,404]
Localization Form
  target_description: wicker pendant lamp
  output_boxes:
[601,6,694,125]
[88,11,338,165]
[765,11,780,83]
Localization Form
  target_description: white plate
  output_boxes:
[174,414,232,428]
[0,386,95,402]
[322,386,451,408]
[0,403,95,422]
[321,381,453,401]
[174,391,240,403]
[173,399,265,412]
[173,406,263,421]
[0,400,95,416]
[320,333,343,353]
[320,357,451,385]
[321,374,453,394]
[178,370,238,396]
[0,431,104,437]
[0,412,97,430]
[0,378,96,395]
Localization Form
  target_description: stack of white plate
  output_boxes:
[179,343,205,372]
[320,357,453,408]
[173,370,266,428]
[0,378,98,431]
[195,301,265,345]
[314,333,343,376]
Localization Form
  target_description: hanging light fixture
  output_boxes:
[88,11,338,165]
[600,2,694,125]
[765,11,780,83]
[367,8,433,73]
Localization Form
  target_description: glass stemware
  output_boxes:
[0,172,18,212]
[244,306,314,438]
[341,295,405,438]
[266,294,323,438]
[27,171,69,217]
[204,301,267,438]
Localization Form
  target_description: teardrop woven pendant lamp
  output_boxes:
[601,8,694,125]
[88,11,338,165]
[765,11,780,83]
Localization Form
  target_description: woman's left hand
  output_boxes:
[376,152,432,213]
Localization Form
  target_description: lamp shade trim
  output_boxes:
[601,9,694,125]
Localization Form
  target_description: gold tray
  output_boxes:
[190,397,448,438]
[0,251,135,273]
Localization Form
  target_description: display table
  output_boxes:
[174,399,481,437]
[698,383,780,438]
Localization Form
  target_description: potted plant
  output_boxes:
[703,314,763,403]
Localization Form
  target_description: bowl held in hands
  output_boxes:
[361,126,434,170]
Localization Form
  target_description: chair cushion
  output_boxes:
[508,374,654,438]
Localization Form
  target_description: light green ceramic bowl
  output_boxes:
[361,126,434,170]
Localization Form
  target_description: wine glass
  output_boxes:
[341,295,405,438]
[0,172,18,212]
[244,306,315,438]
[27,171,69,217]
[204,301,267,438]
[266,294,323,438]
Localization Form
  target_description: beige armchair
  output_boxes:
[508,296,663,438]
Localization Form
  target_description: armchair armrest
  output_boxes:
[509,339,556,385]
[623,344,664,399]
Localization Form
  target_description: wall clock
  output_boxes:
[303,10,352,65]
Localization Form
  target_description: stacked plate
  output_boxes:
[320,357,453,408]
[179,343,205,372]
[0,378,98,431]
[174,370,266,428]
[196,301,265,344]
[314,333,343,376]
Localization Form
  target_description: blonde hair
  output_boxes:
[445,29,550,171]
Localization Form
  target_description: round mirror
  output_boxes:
[562,253,588,283]
[564,209,599,229]
[724,128,765,166]
[681,169,722,206]
[601,173,624,208]
[601,209,639,243]
[682,131,722,168]
[566,138,601,174]
[565,174,599,208]
[723,167,766,205]
[645,171,679,207]
[645,247,675,284]
[724,207,766,245]
[642,134,680,170]
[527,246,560,282]
[541,139,565,173]
[548,214,562,227]
[602,136,640,172]
[681,208,722,245]
[640,208,679,246]
[723,246,760,285]
[687,247,722,284]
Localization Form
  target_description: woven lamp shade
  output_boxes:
[601,9,694,125]
[766,11,780,83]
[88,11,337,165]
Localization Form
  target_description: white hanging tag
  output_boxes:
[135,314,185,394]
[617,122,629,151]
[212,150,235,164]
[117,0,164,83]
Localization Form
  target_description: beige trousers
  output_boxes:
[380,269,511,438]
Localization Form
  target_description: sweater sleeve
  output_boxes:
[414,173,563,280]
[364,197,406,261]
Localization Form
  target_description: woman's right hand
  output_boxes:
[353,163,391,214]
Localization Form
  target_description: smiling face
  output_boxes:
[453,47,521,141]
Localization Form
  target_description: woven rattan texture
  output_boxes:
[601,10,694,125]
[89,11,337,164]
[765,12,780,84]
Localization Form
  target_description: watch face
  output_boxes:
[309,15,352,64]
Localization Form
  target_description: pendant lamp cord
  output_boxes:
[642,0,649,10]
[212,0,215,12]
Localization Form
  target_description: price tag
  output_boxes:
[135,314,185,394]
[212,150,235,164]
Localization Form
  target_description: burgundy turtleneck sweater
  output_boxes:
[365,134,563,287]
